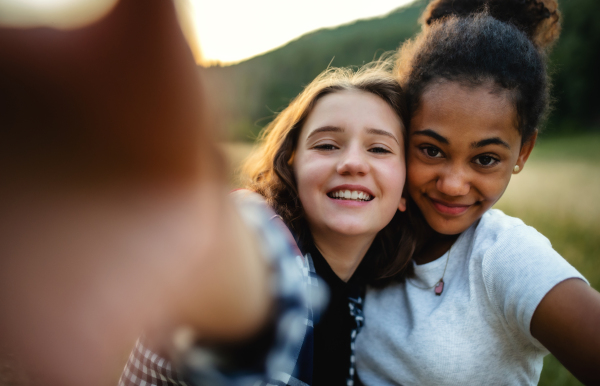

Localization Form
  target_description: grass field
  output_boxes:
[224,132,600,386]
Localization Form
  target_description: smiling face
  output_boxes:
[407,81,536,235]
[293,89,406,242]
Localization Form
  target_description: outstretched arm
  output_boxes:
[0,0,272,384]
[531,279,600,385]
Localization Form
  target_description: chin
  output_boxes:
[334,228,369,237]
[427,216,471,236]
[328,223,373,238]
[432,225,465,236]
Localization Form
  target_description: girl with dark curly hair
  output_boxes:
[355,1,600,385]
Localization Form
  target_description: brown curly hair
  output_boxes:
[242,62,416,282]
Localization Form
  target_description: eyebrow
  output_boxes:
[306,126,343,140]
[306,126,399,145]
[471,137,511,149]
[413,129,511,150]
[412,129,448,144]
[366,128,400,145]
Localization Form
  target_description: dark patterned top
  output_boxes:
[119,190,364,386]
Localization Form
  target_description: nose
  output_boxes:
[436,163,470,197]
[337,145,370,176]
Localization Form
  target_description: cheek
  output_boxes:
[406,159,433,195]
[293,154,330,206]
[295,157,328,186]
[377,159,407,199]
[476,172,513,202]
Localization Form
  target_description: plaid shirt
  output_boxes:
[119,191,326,386]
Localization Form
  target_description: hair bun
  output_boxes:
[422,0,561,49]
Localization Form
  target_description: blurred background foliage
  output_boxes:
[212,1,599,385]
[203,0,600,141]
[202,0,426,140]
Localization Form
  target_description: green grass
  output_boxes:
[540,354,586,386]
[530,131,600,164]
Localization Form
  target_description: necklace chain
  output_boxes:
[407,244,452,291]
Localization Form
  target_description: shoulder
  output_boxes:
[230,188,270,209]
[471,209,551,256]
[229,189,303,257]
[475,209,531,239]
[473,210,586,342]
[473,209,572,279]
[470,209,585,306]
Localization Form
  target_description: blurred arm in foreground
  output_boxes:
[0,0,272,384]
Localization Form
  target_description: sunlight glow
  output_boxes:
[0,0,415,64]
[0,0,117,29]
[188,0,415,65]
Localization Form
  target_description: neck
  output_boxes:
[414,226,459,265]
[311,231,375,282]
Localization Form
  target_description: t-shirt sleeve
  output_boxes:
[481,224,588,350]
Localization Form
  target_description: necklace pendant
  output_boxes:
[434,279,444,296]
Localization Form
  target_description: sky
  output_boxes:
[0,0,414,64]
[187,0,414,64]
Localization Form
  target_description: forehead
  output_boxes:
[411,81,519,142]
[302,89,404,136]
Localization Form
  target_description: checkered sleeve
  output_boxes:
[118,190,326,386]
[182,190,326,386]
[119,337,186,386]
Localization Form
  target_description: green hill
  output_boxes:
[202,0,600,141]
[202,0,428,140]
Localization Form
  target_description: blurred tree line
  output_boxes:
[550,0,600,132]
[201,0,600,141]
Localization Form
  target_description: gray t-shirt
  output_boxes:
[356,209,587,386]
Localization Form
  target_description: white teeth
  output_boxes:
[329,190,373,201]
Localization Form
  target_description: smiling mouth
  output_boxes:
[429,197,472,215]
[327,190,374,202]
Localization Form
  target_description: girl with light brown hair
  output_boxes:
[122,61,415,386]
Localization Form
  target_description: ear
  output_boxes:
[515,130,538,173]
[398,196,407,212]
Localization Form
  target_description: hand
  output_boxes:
[0,0,270,384]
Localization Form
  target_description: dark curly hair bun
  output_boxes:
[422,0,560,49]
[395,0,563,142]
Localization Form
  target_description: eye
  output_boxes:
[369,146,392,154]
[313,143,338,151]
[473,154,500,167]
[420,145,443,158]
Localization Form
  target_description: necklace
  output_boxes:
[407,244,452,296]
